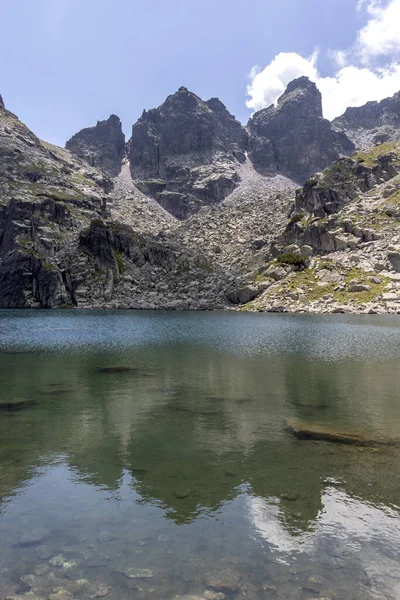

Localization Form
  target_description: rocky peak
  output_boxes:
[247,77,354,183]
[129,88,248,218]
[65,114,125,177]
[0,94,4,110]
[277,76,323,118]
[333,91,400,149]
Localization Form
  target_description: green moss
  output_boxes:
[91,218,106,228]
[289,212,305,226]
[113,248,125,274]
[72,172,98,188]
[352,141,400,167]
[43,262,56,271]
[277,253,308,269]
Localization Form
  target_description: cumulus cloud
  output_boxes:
[357,0,400,62]
[246,0,400,120]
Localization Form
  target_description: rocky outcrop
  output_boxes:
[333,92,400,150]
[247,77,354,183]
[129,87,247,218]
[294,142,400,217]
[0,94,4,109]
[66,115,125,177]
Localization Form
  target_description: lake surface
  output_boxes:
[0,310,400,600]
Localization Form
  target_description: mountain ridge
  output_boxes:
[0,78,399,312]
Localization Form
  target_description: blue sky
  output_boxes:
[1,0,399,145]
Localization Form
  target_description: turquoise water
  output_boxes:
[0,310,400,600]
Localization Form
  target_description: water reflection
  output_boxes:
[0,310,399,599]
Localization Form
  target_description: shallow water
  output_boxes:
[0,310,400,600]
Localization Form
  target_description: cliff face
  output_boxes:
[333,92,400,150]
[65,115,126,177]
[247,77,355,183]
[128,87,248,218]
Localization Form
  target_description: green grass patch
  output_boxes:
[113,248,125,274]
[352,141,400,167]
[277,253,308,269]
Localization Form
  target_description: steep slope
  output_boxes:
[66,114,126,177]
[0,101,112,307]
[240,142,400,314]
[247,77,355,183]
[166,160,295,273]
[129,87,248,218]
[333,92,400,150]
[0,100,235,309]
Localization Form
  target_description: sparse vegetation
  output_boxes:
[113,248,125,274]
[277,253,308,269]
[289,212,305,226]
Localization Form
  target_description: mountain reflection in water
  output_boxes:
[0,310,399,600]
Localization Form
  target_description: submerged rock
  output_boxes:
[122,567,154,579]
[206,569,241,594]
[0,400,37,411]
[18,528,51,547]
[285,419,400,446]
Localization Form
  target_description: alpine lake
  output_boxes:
[0,310,400,600]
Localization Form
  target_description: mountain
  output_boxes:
[333,92,400,150]
[65,114,126,177]
[1,79,400,312]
[129,86,248,218]
[247,77,355,183]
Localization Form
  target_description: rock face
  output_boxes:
[0,94,4,109]
[66,115,125,177]
[333,92,400,150]
[247,77,355,183]
[129,87,247,218]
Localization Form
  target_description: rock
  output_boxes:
[48,588,73,600]
[247,77,354,183]
[18,528,51,546]
[333,91,400,149]
[123,568,154,579]
[0,94,4,109]
[317,269,342,283]
[348,282,370,292]
[49,555,66,567]
[252,238,266,249]
[262,584,277,593]
[284,418,400,446]
[174,489,191,499]
[264,264,288,281]
[203,592,226,600]
[206,569,241,594]
[302,577,322,594]
[66,115,125,177]
[226,284,266,304]
[388,251,400,272]
[86,584,110,598]
[300,245,313,256]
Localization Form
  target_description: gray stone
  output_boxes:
[66,115,125,177]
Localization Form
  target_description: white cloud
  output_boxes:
[357,0,400,62]
[246,0,400,120]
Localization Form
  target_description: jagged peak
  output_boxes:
[276,76,322,117]
[0,94,4,109]
[283,76,317,96]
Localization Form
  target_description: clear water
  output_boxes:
[0,310,400,600]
